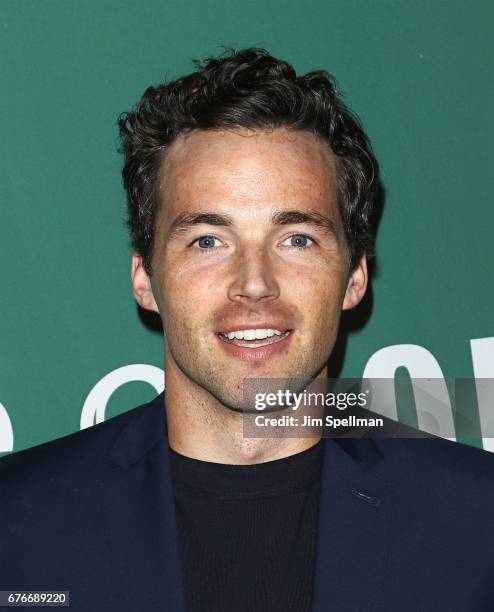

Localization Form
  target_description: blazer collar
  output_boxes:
[108,392,167,469]
[105,393,392,611]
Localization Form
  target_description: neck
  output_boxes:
[163,358,322,465]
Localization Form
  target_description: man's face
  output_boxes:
[133,128,367,411]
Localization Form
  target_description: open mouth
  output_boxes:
[217,329,292,348]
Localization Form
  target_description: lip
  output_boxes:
[215,323,290,334]
[215,329,293,361]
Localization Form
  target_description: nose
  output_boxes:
[227,246,280,304]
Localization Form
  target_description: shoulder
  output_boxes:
[355,409,494,481]
[374,433,494,493]
[0,395,160,488]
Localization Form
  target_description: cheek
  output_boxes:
[159,263,216,335]
[285,264,345,311]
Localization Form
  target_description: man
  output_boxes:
[1,48,494,612]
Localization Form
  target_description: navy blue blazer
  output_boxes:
[1,392,494,611]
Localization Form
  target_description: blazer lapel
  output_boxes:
[97,395,186,612]
[312,437,393,612]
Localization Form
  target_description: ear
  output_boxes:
[342,255,368,310]
[131,253,159,313]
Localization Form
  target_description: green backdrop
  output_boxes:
[1,0,492,454]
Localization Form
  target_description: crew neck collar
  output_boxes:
[169,440,324,499]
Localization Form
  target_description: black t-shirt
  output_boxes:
[169,440,324,612]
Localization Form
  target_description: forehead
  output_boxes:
[158,127,339,219]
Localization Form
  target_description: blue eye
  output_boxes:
[283,234,314,249]
[192,235,220,251]
[189,234,221,254]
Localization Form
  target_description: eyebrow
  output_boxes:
[167,209,338,239]
[272,210,337,236]
[168,212,234,239]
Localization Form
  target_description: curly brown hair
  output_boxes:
[118,47,379,275]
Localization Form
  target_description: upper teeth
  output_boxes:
[225,329,284,340]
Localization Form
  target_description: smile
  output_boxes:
[218,328,292,348]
